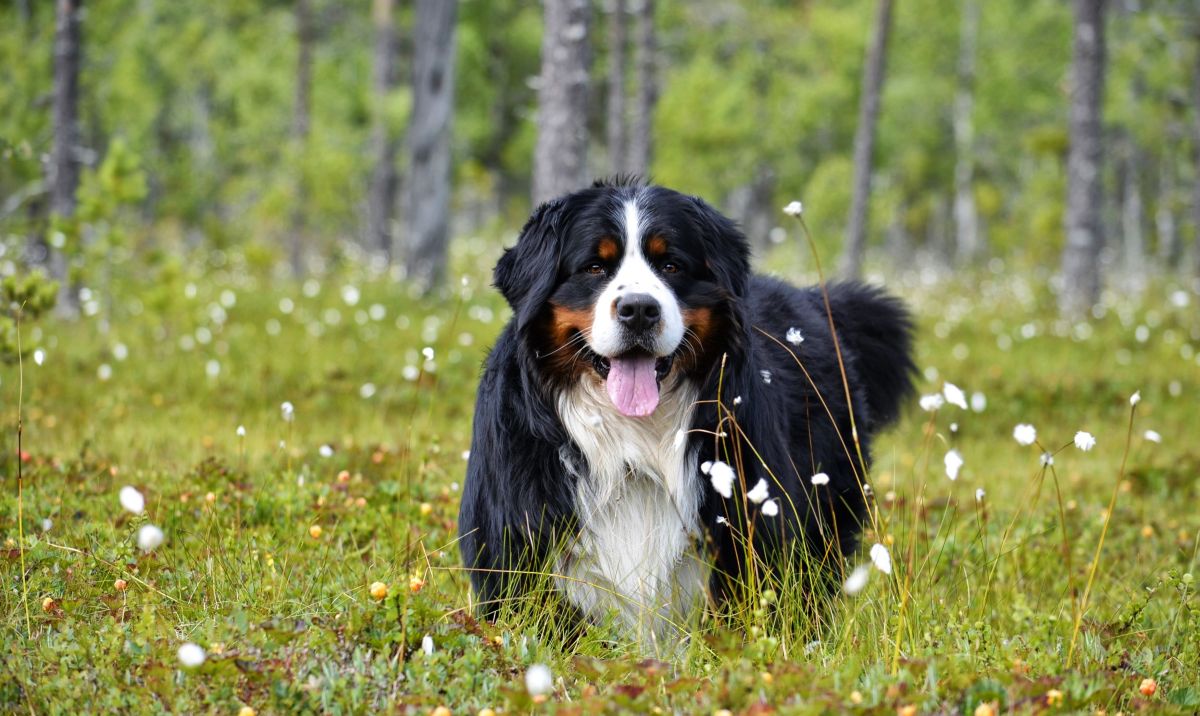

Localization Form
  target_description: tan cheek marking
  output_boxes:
[597,237,619,262]
[683,307,714,344]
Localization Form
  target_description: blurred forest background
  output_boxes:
[2,0,1200,326]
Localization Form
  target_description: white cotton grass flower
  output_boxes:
[869,543,892,575]
[1144,429,1162,444]
[944,449,964,481]
[236,425,246,437]
[1013,423,1037,446]
[811,472,830,486]
[761,499,779,517]
[525,663,553,697]
[970,391,987,412]
[1130,390,1141,406]
[842,564,870,595]
[783,200,804,217]
[137,524,165,552]
[319,444,334,458]
[421,634,434,656]
[119,486,145,515]
[942,382,968,410]
[177,642,206,668]
[1073,431,1096,451]
[716,515,729,525]
[746,478,770,504]
[919,394,944,412]
[1040,452,1055,467]
[708,461,735,499]
[786,327,804,346]
[34,348,45,366]
[280,401,295,423]
[975,488,985,503]
[359,383,377,399]
[700,461,713,474]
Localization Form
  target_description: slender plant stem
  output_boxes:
[1067,401,1137,666]
[15,307,33,636]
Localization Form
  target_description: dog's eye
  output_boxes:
[661,262,679,274]
[586,263,607,276]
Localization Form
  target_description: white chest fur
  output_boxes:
[555,375,709,643]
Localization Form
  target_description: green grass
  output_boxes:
[2,253,1199,714]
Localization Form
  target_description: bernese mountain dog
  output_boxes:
[459,179,914,643]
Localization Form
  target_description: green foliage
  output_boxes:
[0,270,57,361]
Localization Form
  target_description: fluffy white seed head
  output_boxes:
[119,486,145,515]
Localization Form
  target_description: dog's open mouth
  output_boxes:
[589,349,674,418]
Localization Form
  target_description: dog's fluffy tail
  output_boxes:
[824,282,917,431]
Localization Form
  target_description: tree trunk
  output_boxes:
[367,0,401,261]
[626,0,655,179]
[1193,27,1200,279]
[607,0,628,176]
[289,0,315,277]
[1155,157,1178,268]
[1059,0,1108,319]
[953,0,982,265]
[839,0,894,281]
[1120,136,1144,287]
[405,0,458,292]
[48,0,84,315]
[532,0,592,206]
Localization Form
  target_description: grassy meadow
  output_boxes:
[2,246,1199,714]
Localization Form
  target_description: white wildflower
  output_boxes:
[1013,423,1037,446]
[319,444,334,458]
[761,499,779,517]
[1073,431,1096,452]
[786,327,804,346]
[810,472,830,486]
[1130,390,1141,406]
[732,395,743,405]
[746,478,770,504]
[700,461,713,475]
[280,401,295,423]
[177,642,206,668]
[942,382,967,410]
[422,346,435,361]
[1040,452,1055,467]
[944,449,964,481]
[716,515,729,525]
[975,488,985,502]
[970,391,987,412]
[119,486,145,515]
[236,425,246,437]
[843,564,870,595]
[709,461,735,499]
[1143,430,1162,444]
[869,543,892,575]
[919,394,944,412]
[137,524,165,552]
[783,201,804,217]
[525,664,553,696]
[421,635,434,656]
[33,348,45,366]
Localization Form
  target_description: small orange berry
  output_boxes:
[974,702,997,716]
[1046,688,1064,706]
[114,579,128,591]
[238,707,257,716]
[41,597,56,612]
[1139,678,1157,697]
[337,470,351,483]
[898,705,917,716]
[430,707,452,716]
[419,502,433,516]
[477,709,496,716]
[205,491,217,504]
[369,582,389,600]
[409,574,426,593]
[309,524,323,539]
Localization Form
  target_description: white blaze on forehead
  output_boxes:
[588,196,685,358]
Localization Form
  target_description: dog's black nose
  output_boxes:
[615,293,661,332]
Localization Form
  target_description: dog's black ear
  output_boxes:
[494,197,565,331]
[686,196,750,298]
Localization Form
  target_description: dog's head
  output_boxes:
[494,180,750,417]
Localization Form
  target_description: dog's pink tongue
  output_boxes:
[605,355,660,417]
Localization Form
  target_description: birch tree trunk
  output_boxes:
[533,0,592,206]
[1059,0,1108,319]
[289,0,314,277]
[48,0,84,315]
[1193,27,1200,279]
[626,0,655,179]
[1155,156,1178,268]
[405,0,458,292]
[839,0,894,281]
[607,0,628,176]
[1120,136,1144,286]
[367,0,401,261]
[953,0,982,265]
